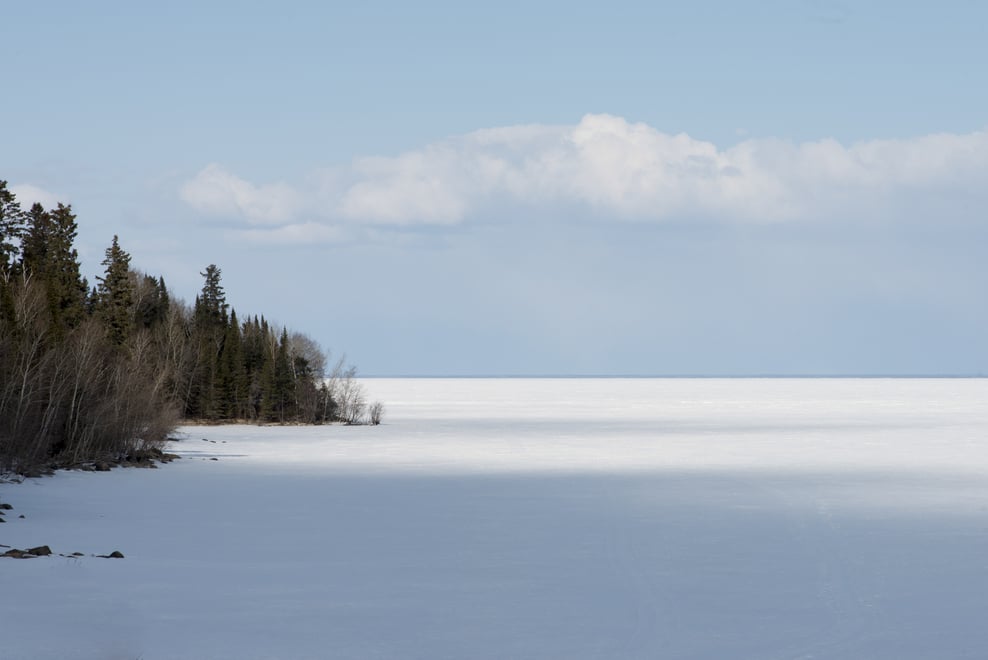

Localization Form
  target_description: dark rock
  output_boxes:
[19,514,25,519]
[94,462,111,472]
[210,457,219,461]
[27,545,52,556]
[71,552,84,556]
[97,550,125,559]
[0,518,5,523]
[0,503,12,510]
[3,549,29,558]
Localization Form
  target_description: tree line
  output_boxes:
[0,181,380,474]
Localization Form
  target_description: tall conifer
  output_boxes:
[96,235,135,345]
[0,180,24,271]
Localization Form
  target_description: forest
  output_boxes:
[0,180,379,474]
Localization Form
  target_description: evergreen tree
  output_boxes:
[241,315,268,418]
[0,182,19,329]
[46,204,87,331]
[157,276,170,319]
[260,325,294,422]
[19,203,86,338]
[135,274,170,329]
[216,308,247,419]
[196,264,227,328]
[20,203,51,277]
[0,180,24,271]
[96,235,135,345]
[190,265,228,419]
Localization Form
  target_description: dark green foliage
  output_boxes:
[0,183,370,475]
[196,264,227,329]
[96,236,134,345]
[264,328,295,422]
[216,309,248,419]
[135,275,170,329]
[18,203,86,340]
[19,204,51,277]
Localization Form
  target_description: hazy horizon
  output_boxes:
[360,373,988,379]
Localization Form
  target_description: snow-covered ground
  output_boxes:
[3,378,988,659]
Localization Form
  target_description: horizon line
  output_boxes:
[360,374,987,379]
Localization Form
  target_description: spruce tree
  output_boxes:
[196,264,227,327]
[190,265,228,420]
[20,203,51,277]
[0,181,19,329]
[217,309,247,419]
[135,274,170,329]
[96,235,135,345]
[20,203,86,338]
[273,328,295,421]
[0,181,24,271]
[46,204,87,332]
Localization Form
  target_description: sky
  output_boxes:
[3,0,987,375]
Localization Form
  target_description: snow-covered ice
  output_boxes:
[3,378,988,659]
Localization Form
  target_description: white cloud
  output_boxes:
[179,115,988,234]
[340,147,470,225]
[180,164,301,225]
[9,183,61,210]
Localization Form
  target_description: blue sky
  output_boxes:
[3,0,987,375]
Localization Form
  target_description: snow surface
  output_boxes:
[3,378,988,659]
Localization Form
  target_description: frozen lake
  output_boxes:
[3,378,988,659]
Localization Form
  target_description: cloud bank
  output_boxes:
[180,164,300,225]
[9,183,61,210]
[180,114,988,242]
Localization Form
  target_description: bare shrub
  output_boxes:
[367,401,384,425]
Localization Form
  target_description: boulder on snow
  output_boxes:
[27,545,52,556]
[97,550,125,559]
